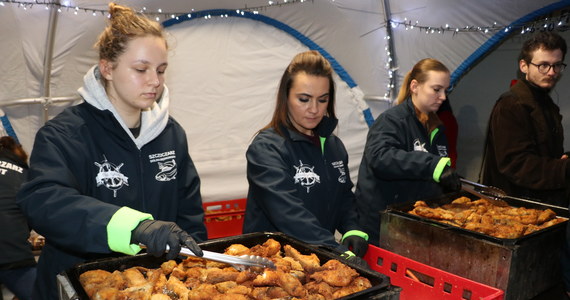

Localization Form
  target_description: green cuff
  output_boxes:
[433,157,451,183]
[341,230,369,243]
[107,207,153,255]
[343,250,356,258]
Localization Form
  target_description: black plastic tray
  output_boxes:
[386,190,569,246]
[61,232,392,300]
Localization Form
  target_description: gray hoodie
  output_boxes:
[78,65,169,149]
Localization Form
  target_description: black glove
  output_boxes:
[341,231,369,257]
[439,166,461,192]
[131,220,203,260]
[340,251,370,270]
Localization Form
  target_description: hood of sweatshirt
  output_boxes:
[77,65,169,150]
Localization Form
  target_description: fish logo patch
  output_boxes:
[149,151,177,182]
[155,159,177,181]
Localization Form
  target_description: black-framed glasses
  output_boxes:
[528,62,567,74]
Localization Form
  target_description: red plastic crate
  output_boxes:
[203,198,246,239]
[364,245,504,300]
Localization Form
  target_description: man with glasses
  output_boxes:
[481,31,569,207]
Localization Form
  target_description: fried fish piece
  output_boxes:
[309,260,358,287]
[305,281,334,299]
[160,260,178,275]
[253,270,307,298]
[123,267,148,287]
[205,267,239,284]
[538,209,557,224]
[410,206,455,221]
[150,294,171,300]
[187,283,220,300]
[284,244,320,273]
[251,286,290,300]
[249,238,281,257]
[332,276,372,298]
[165,276,189,300]
[80,270,113,298]
[224,244,250,256]
[92,287,120,300]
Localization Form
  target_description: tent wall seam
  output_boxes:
[41,0,59,123]
[382,0,397,103]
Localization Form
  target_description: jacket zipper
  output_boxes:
[139,150,146,211]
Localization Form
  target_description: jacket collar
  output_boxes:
[512,79,552,106]
[77,65,170,150]
[281,115,338,141]
[404,97,442,132]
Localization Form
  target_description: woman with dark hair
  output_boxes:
[243,50,369,262]
[0,136,35,300]
[355,58,461,245]
[16,3,205,298]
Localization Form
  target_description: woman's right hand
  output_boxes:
[131,220,203,260]
[439,166,461,192]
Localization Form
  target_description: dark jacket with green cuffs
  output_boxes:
[16,66,206,299]
[243,116,362,250]
[355,97,451,246]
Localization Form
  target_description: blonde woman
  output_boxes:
[355,58,460,245]
[17,3,205,298]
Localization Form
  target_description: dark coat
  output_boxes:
[481,79,569,207]
[243,117,360,249]
[355,98,450,246]
[17,101,206,299]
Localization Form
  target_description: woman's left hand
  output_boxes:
[341,231,369,257]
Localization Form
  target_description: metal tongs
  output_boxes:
[151,244,276,271]
[180,247,276,271]
[460,178,569,211]
[460,178,509,207]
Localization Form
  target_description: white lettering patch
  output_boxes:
[149,150,177,182]
[331,160,347,183]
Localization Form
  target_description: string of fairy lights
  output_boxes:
[391,14,570,35]
[0,0,315,20]
[380,13,570,99]
[1,0,568,101]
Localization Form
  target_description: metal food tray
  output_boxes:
[386,190,569,246]
[379,190,569,300]
[59,232,392,300]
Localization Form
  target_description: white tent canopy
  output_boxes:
[1,0,569,202]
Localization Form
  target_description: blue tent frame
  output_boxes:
[163,9,375,126]
[451,0,570,88]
